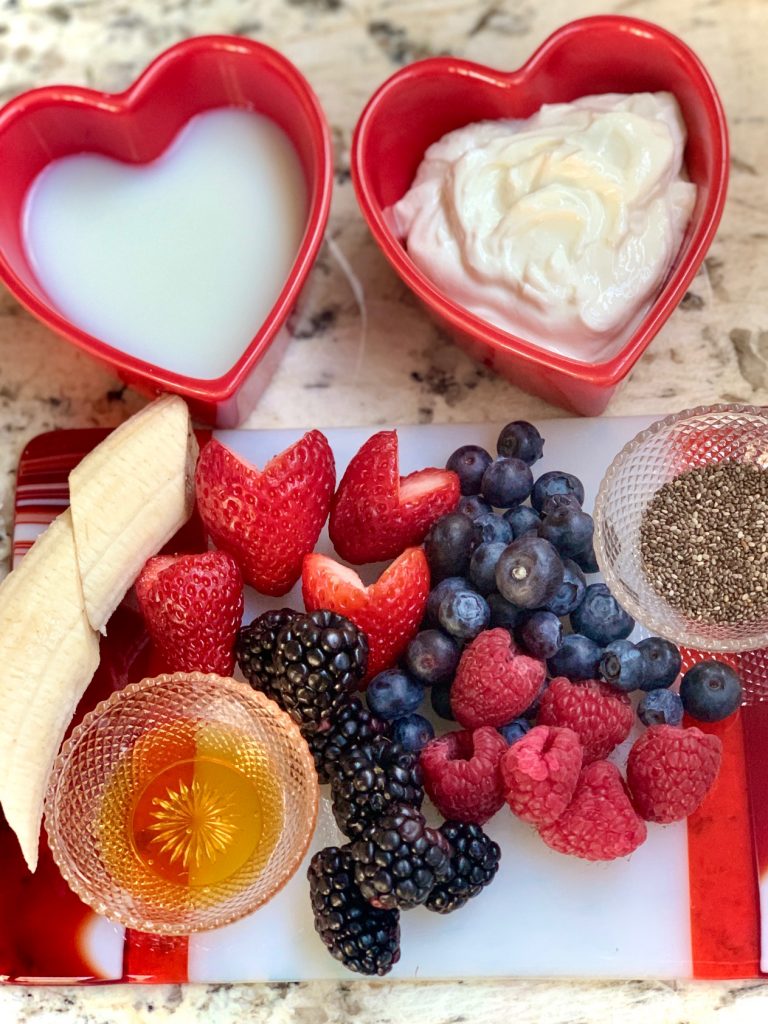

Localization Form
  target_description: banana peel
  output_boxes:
[0,395,197,871]
[69,394,198,633]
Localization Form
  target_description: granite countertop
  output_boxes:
[0,0,767,1019]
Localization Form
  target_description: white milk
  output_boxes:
[23,108,309,379]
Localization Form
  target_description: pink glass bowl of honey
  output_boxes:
[44,673,318,935]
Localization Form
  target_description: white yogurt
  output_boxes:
[388,93,696,363]
[23,108,308,379]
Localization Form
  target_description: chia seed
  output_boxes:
[639,461,768,624]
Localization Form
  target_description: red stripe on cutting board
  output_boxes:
[742,702,768,879]
[680,649,761,978]
[122,933,190,984]
[686,712,760,978]
[4,425,212,984]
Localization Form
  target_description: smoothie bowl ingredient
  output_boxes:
[389,93,696,365]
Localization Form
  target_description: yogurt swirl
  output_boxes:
[388,93,696,363]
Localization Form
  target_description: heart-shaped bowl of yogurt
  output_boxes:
[352,15,729,416]
[0,35,332,426]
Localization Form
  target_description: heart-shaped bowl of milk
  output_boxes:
[352,15,729,416]
[0,35,332,426]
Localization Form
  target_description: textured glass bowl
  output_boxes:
[44,673,318,935]
[594,404,768,653]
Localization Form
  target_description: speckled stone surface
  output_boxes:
[0,0,767,1018]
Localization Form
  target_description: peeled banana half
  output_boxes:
[0,394,198,871]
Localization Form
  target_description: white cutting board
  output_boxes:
[184,416,694,982]
[16,416,696,980]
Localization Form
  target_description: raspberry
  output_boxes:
[626,724,722,823]
[501,725,583,827]
[450,628,545,729]
[539,760,647,861]
[537,676,633,763]
[420,726,507,824]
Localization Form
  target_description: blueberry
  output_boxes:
[404,629,459,686]
[573,541,600,575]
[538,506,595,559]
[469,541,508,595]
[456,495,492,520]
[431,681,455,721]
[638,689,684,727]
[544,559,586,617]
[570,583,634,646]
[392,713,435,753]
[504,505,541,539]
[531,471,585,513]
[680,660,743,722]
[446,444,493,496]
[498,717,532,745]
[636,637,682,691]
[438,589,490,641]
[367,669,424,721]
[496,421,545,466]
[425,512,479,582]
[599,640,644,692]
[604,638,635,657]
[495,536,564,609]
[474,511,513,546]
[516,610,563,660]
[481,457,534,508]
[547,634,602,681]
[541,492,583,516]
[487,592,523,631]
[426,576,471,625]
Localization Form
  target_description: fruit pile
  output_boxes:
[386,423,738,863]
[130,416,742,976]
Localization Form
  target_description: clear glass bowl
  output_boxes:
[44,673,318,935]
[593,404,768,653]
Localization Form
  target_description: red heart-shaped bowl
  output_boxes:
[352,16,729,416]
[0,36,332,426]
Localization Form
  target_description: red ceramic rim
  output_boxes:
[351,15,730,390]
[0,35,333,405]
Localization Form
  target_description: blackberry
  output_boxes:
[351,803,453,910]
[305,698,390,784]
[330,736,423,838]
[308,845,400,976]
[425,821,501,914]
[236,608,299,700]
[270,610,368,732]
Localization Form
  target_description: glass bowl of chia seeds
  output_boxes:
[593,404,768,652]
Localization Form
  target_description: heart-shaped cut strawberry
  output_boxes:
[352,15,728,415]
[195,432,335,596]
[302,548,430,683]
[329,430,459,564]
[0,36,332,426]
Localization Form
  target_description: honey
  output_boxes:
[99,718,284,909]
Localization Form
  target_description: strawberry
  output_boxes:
[195,433,335,596]
[538,760,647,861]
[135,550,244,675]
[537,676,633,763]
[501,725,583,827]
[626,724,722,823]
[329,430,460,564]
[302,548,429,683]
[450,628,545,729]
